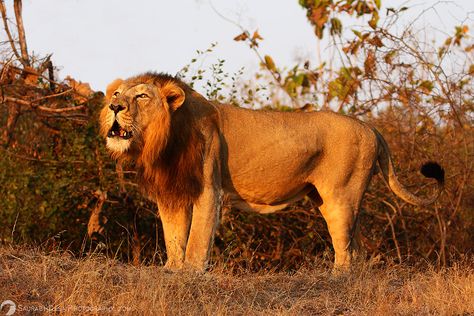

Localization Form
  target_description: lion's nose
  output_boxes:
[109,104,125,114]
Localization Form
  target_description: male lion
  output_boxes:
[100,72,444,271]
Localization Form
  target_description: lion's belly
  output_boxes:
[218,105,326,208]
[224,185,312,214]
[222,164,312,205]
[218,121,322,205]
[223,177,309,203]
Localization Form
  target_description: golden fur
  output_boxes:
[100,72,444,272]
[100,74,205,209]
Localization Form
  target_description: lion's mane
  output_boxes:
[101,73,206,209]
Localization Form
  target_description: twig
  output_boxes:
[379,28,464,128]
[2,95,85,113]
[11,211,19,241]
[434,205,446,268]
[209,1,299,107]
[385,212,402,263]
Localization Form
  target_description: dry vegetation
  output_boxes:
[1,1,473,314]
[1,246,473,315]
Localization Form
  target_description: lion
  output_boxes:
[100,72,444,271]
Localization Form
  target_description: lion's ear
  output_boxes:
[161,82,185,110]
[105,78,124,101]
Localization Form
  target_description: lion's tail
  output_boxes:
[375,129,444,206]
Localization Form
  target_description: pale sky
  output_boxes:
[15,0,474,92]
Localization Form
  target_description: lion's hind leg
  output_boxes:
[312,169,373,272]
[318,198,358,271]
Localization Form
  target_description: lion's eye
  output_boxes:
[113,91,120,97]
[137,93,148,99]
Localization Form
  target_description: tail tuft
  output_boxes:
[420,161,445,184]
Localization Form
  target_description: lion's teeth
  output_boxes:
[123,131,127,137]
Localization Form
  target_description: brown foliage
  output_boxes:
[1,1,472,273]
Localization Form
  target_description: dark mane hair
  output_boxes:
[134,72,205,210]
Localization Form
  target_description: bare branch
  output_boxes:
[46,59,55,90]
[1,95,30,106]
[36,104,86,113]
[31,88,73,102]
[0,0,22,63]
[13,0,29,66]
[209,1,299,107]
[2,95,86,113]
[1,102,20,146]
[0,60,63,87]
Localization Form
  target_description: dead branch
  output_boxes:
[0,1,21,63]
[116,161,126,194]
[31,88,73,102]
[1,95,86,113]
[1,95,29,106]
[46,59,55,90]
[434,205,447,268]
[385,212,402,263]
[0,61,62,87]
[36,104,86,113]
[88,190,108,239]
[13,0,29,66]
[36,105,86,113]
[132,228,141,266]
[1,102,20,146]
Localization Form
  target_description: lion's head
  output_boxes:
[100,73,186,158]
[100,73,205,208]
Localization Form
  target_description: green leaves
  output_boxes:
[374,0,381,10]
[328,67,362,102]
[418,80,434,93]
[468,65,474,76]
[330,18,342,36]
[369,10,379,29]
[264,55,276,72]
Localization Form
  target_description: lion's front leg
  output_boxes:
[159,205,192,271]
[184,185,221,272]
[183,131,222,272]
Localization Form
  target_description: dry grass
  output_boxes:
[0,246,473,315]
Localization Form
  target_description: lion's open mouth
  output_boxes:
[107,121,132,139]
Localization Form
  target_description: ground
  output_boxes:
[0,246,473,315]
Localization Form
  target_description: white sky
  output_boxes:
[15,0,474,92]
